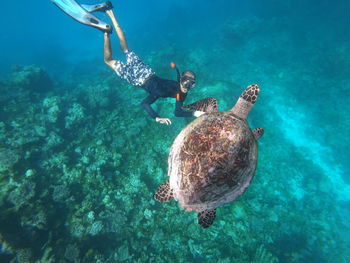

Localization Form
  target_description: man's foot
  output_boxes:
[83,1,113,13]
[94,1,113,12]
[96,1,113,12]
[103,24,113,34]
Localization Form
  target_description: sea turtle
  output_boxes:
[154,84,264,228]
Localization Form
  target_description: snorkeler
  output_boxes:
[52,0,204,125]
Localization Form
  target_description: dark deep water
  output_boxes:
[0,0,349,262]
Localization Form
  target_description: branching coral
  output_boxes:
[0,148,19,172]
[7,181,36,209]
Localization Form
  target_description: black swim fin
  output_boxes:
[51,0,112,32]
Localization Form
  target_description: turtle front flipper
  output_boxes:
[182,97,218,113]
[154,181,174,202]
[253,128,264,140]
[197,209,216,228]
[231,84,260,119]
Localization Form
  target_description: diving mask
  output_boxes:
[181,76,196,90]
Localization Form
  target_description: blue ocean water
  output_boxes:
[0,0,349,262]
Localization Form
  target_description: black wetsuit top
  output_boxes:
[140,75,194,119]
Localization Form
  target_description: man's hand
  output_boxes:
[193,111,205,117]
[155,117,172,125]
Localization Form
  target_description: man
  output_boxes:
[101,2,203,125]
[52,0,203,124]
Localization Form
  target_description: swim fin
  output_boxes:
[81,1,113,13]
[51,0,112,32]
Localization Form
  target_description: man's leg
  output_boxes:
[106,9,129,53]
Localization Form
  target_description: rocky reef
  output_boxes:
[9,65,53,93]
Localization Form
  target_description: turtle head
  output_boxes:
[230,84,260,119]
[240,84,259,104]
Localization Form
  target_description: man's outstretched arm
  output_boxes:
[174,99,195,117]
[141,95,160,119]
[141,95,171,125]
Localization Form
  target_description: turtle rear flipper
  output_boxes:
[197,209,216,228]
[252,128,264,140]
[182,97,218,113]
[154,182,173,202]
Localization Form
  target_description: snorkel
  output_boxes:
[170,62,181,82]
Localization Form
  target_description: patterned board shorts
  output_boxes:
[112,51,155,86]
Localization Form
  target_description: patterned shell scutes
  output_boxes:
[169,112,258,212]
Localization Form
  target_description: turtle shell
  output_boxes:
[168,112,258,212]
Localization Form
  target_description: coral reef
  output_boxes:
[64,243,80,262]
[0,148,19,172]
[10,65,53,93]
[7,180,36,209]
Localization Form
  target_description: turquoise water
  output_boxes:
[0,0,349,262]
